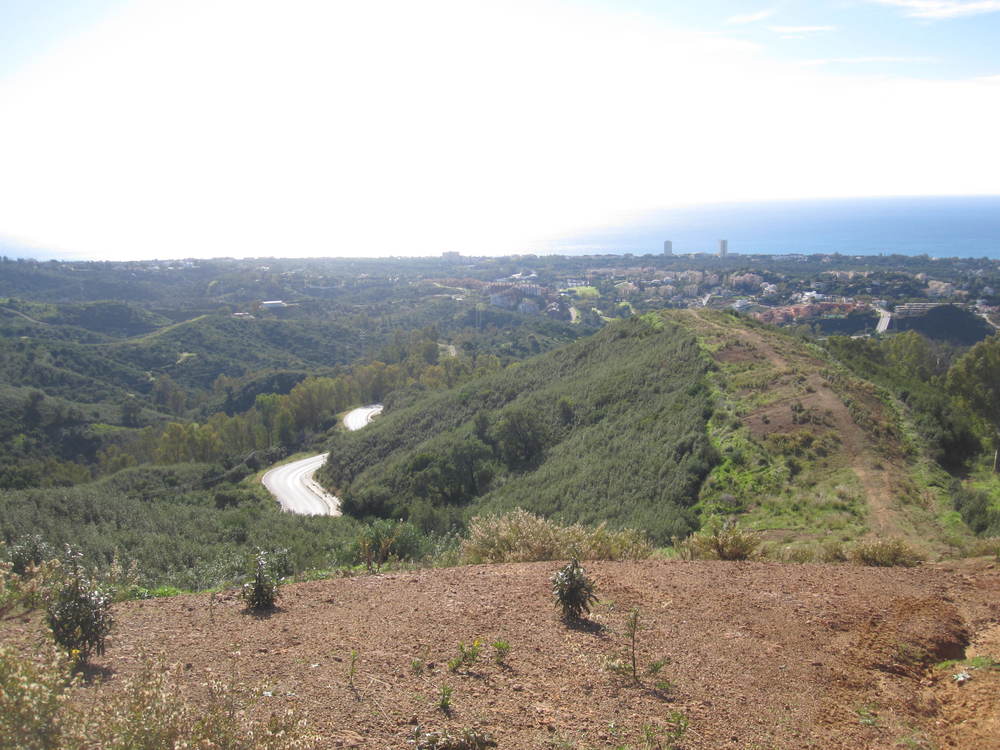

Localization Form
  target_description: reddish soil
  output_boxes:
[8,559,1000,749]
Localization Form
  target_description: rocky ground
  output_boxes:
[6,558,999,749]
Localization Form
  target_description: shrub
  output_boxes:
[241,549,281,611]
[1,646,315,750]
[960,537,1000,559]
[818,540,849,563]
[1,543,63,617]
[674,518,761,561]
[353,519,425,572]
[46,553,113,664]
[411,727,496,749]
[551,558,598,623]
[772,545,815,564]
[0,643,73,750]
[491,640,511,665]
[447,641,482,673]
[850,537,925,568]
[461,509,652,564]
[8,534,55,575]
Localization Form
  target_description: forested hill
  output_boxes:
[322,309,995,551]
[320,315,717,543]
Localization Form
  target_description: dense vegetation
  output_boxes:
[0,464,366,590]
[0,289,582,488]
[823,331,980,473]
[825,331,1000,534]
[322,314,716,543]
[4,252,1000,591]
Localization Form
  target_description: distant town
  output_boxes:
[3,249,998,342]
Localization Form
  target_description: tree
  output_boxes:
[494,406,546,469]
[23,390,45,429]
[119,396,142,428]
[254,393,282,447]
[152,375,186,415]
[948,335,1000,471]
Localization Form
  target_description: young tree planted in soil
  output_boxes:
[551,558,598,623]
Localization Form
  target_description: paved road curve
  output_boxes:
[875,308,891,333]
[262,404,383,516]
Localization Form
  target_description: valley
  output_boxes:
[2,252,1000,749]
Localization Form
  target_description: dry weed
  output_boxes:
[460,509,652,564]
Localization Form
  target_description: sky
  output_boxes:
[0,0,998,260]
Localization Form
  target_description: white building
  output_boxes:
[718,240,728,257]
[663,240,673,256]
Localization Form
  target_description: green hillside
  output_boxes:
[321,314,717,543]
[0,463,360,589]
[677,310,971,553]
[323,309,987,554]
[103,313,365,391]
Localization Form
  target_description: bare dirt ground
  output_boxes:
[7,559,999,749]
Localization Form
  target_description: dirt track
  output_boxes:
[684,309,914,540]
[35,558,999,749]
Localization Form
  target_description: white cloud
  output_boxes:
[869,0,1000,19]
[769,25,837,33]
[726,8,776,24]
[800,56,936,65]
[0,0,997,259]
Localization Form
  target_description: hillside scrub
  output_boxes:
[674,517,762,561]
[0,466,364,590]
[460,509,652,563]
[824,333,979,473]
[849,537,925,568]
[0,645,315,750]
[323,315,716,543]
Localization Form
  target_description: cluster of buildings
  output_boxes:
[662,239,728,257]
[486,280,548,315]
[752,301,867,325]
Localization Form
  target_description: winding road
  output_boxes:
[262,404,383,516]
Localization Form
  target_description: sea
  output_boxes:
[547,196,1000,259]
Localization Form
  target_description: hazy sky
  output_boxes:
[1,0,998,260]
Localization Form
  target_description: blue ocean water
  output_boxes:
[549,196,1000,259]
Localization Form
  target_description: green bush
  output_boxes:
[849,537,924,568]
[675,518,761,561]
[8,534,55,575]
[45,553,113,664]
[551,558,598,623]
[447,641,482,673]
[352,519,425,572]
[241,549,281,611]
